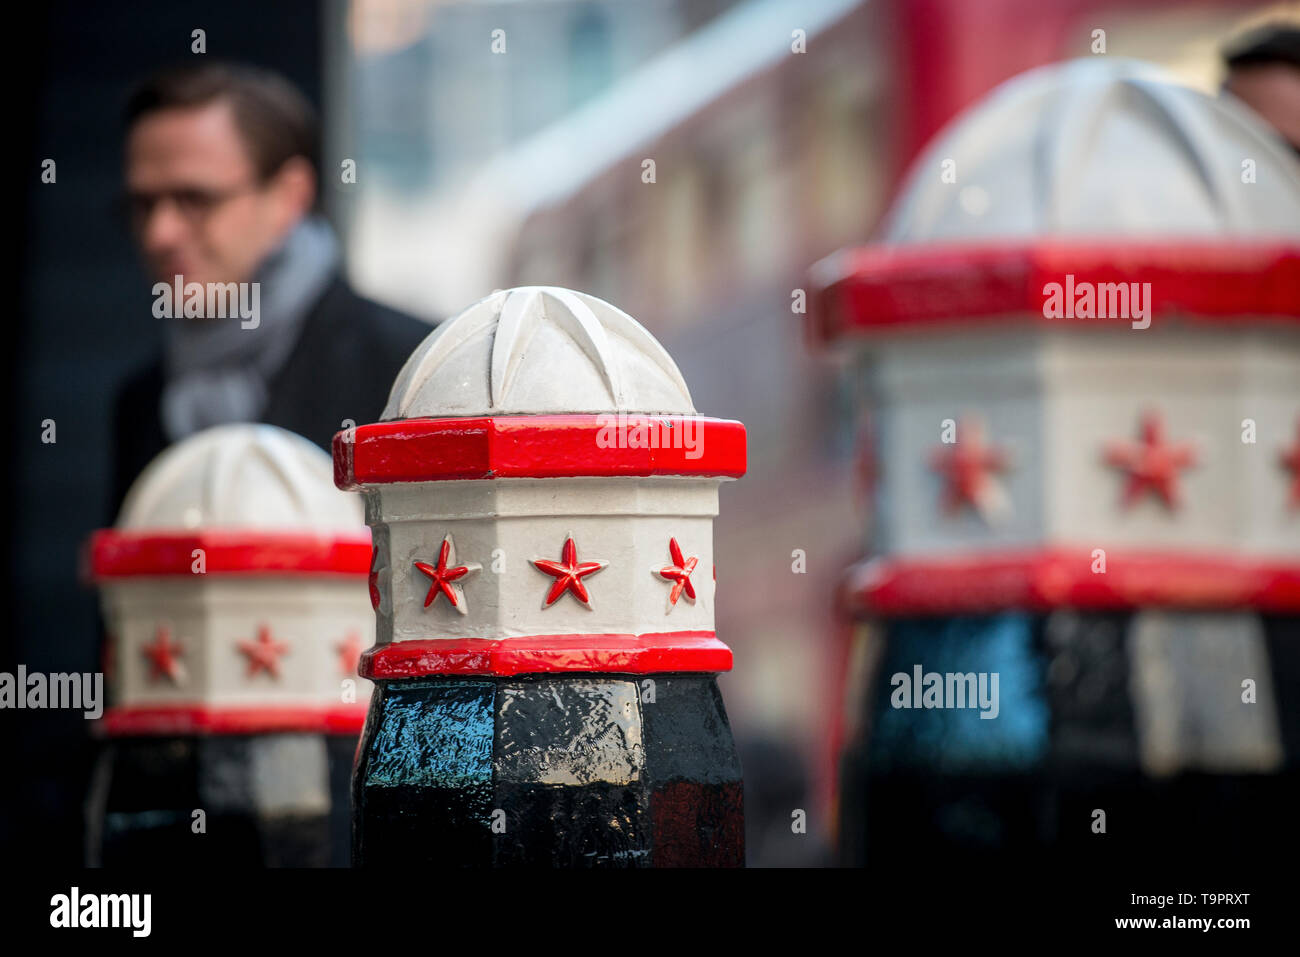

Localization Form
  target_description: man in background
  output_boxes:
[113,61,431,511]
[1222,22,1300,155]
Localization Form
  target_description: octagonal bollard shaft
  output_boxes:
[84,424,375,866]
[336,286,747,867]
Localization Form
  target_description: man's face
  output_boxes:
[125,99,304,287]
[1225,64,1300,155]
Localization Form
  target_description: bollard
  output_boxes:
[808,59,1300,867]
[335,286,747,867]
[84,424,374,866]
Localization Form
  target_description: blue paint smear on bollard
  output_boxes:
[869,614,1049,773]
[364,680,495,789]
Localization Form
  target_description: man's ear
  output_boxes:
[271,156,317,225]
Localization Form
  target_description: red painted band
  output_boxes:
[845,548,1300,616]
[810,241,1300,342]
[97,704,369,736]
[360,631,732,677]
[333,415,747,489]
[87,530,372,579]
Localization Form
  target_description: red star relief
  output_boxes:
[657,538,699,606]
[1104,410,1197,510]
[854,416,878,504]
[141,625,184,685]
[237,625,289,680]
[1280,421,1300,509]
[533,534,607,608]
[929,418,1011,520]
[414,535,480,615]
[336,630,364,678]
[102,633,117,683]
[368,546,382,611]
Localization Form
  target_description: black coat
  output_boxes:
[110,276,433,518]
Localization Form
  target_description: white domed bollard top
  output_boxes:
[334,286,747,679]
[812,57,1300,341]
[86,424,375,735]
[881,57,1300,243]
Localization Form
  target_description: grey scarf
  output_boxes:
[160,215,340,442]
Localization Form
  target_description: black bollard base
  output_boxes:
[839,611,1300,868]
[88,733,356,867]
[354,673,744,867]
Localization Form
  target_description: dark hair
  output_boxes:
[124,61,320,182]
[1223,23,1300,71]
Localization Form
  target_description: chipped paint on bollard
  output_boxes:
[336,287,747,867]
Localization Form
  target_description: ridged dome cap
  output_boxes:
[382,286,695,418]
[116,424,364,532]
[881,57,1300,243]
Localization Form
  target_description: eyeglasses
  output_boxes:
[117,183,263,231]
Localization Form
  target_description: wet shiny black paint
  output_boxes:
[354,674,744,867]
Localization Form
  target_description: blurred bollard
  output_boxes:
[84,424,374,866]
[335,286,747,867]
[808,58,1300,868]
